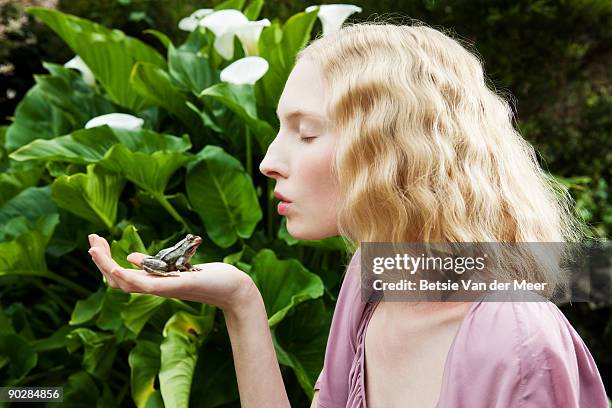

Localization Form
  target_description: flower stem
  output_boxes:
[170,298,200,315]
[32,279,72,314]
[245,125,252,178]
[45,270,91,297]
[155,193,189,230]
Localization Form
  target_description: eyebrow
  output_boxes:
[276,108,324,121]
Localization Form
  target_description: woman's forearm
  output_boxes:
[222,281,291,408]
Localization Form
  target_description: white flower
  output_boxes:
[305,4,362,36]
[199,9,270,60]
[85,113,144,130]
[234,18,271,56]
[220,56,269,85]
[178,8,214,32]
[64,56,95,86]
[192,8,214,19]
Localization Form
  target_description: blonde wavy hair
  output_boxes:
[297,21,588,298]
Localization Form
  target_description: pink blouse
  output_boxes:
[313,246,609,407]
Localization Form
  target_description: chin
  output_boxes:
[286,219,337,241]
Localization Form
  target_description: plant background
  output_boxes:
[0,0,610,407]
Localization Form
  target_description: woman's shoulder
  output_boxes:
[461,292,588,363]
[437,292,609,407]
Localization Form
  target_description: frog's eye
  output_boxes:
[186,234,193,239]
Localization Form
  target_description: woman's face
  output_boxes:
[259,57,341,240]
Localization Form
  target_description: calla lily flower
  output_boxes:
[85,113,144,130]
[64,56,95,86]
[305,4,362,36]
[199,9,270,60]
[178,8,214,32]
[220,56,269,85]
[235,18,271,56]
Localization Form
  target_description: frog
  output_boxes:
[142,234,203,276]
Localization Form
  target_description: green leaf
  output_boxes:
[121,294,166,336]
[249,249,324,326]
[159,311,212,408]
[66,328,118,380]
[257,21,286,108]
[0,333,37,382]
[102,144,190,196]
[96,288,131,331]
[168,43,216,95]
[35,62,115,125]
[280,9,319,72]
[110,225,148,268]
[62,371,101,406]
[27,7,166,111]
[4,81,72,152]
[10,126,191,164]
[30,325,72,352]
[272,299,332,398]
[0,186,57,235]
[108,227,167,336]
[143,29,173,50]
[70,288,106,325]
[5,61,114,153]
[186,145,262,248]
[129,339,162,408]
[243,0,264,20]
[130,62,201,131]
[0,230,50,278]
[0,161,45,206]
[51,164,126,230]
[214,0,246,11]
[200,82,276,152]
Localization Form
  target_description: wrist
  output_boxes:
[222,275,264,323]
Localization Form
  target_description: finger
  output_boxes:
[127,252,148,269]
[91,234,112,258]
[88,247,118,288]
[110,267,156,294]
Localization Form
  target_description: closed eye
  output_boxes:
[300,136,317,143]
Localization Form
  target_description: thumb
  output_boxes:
[127,252,148,268]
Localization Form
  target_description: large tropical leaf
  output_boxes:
[249,249,325,326]
[130,62,202,132]
[27,7,167,111]
[186,145,262,248]
[129,339,163,408]
[103,145,189,195]
[168,43,217,95]
[50,164,125,230]
[0,161,45,206]
[159,309,215,408]
[272,299,332,398]
[0,186,57,233]
[10,126,191,164]
[4,80,72,152]
[200,83,276,152]
[65,328,118,380]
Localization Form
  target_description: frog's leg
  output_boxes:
[142,258,168,272]
[184,262,202,272]
[143,258,180,276]
[175,256,189,271]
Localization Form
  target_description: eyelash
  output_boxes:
[300,136,317,143]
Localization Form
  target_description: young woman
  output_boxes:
[88,22,609,407]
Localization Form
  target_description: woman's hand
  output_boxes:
[88,233,292,407]
[87,233,258,314]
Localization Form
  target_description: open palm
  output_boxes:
[87,233,256,312]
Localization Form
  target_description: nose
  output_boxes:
[259,141,287,179]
